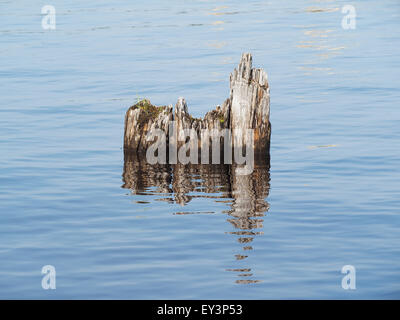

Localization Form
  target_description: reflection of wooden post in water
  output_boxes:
[227,162,270,284]
[122,153,270,284]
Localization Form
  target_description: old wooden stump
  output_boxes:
[123,53,271,164]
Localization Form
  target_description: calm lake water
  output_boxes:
[1,0,399,299]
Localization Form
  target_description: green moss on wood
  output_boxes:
[130,99,166,126]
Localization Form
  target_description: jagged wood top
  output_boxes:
[124,53,270,153]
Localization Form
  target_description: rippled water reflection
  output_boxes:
[122,153,270,284]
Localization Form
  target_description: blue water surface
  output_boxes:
[0,0,399,299]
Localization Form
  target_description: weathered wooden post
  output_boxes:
[123,53,271,162]
[229,53,271,157]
